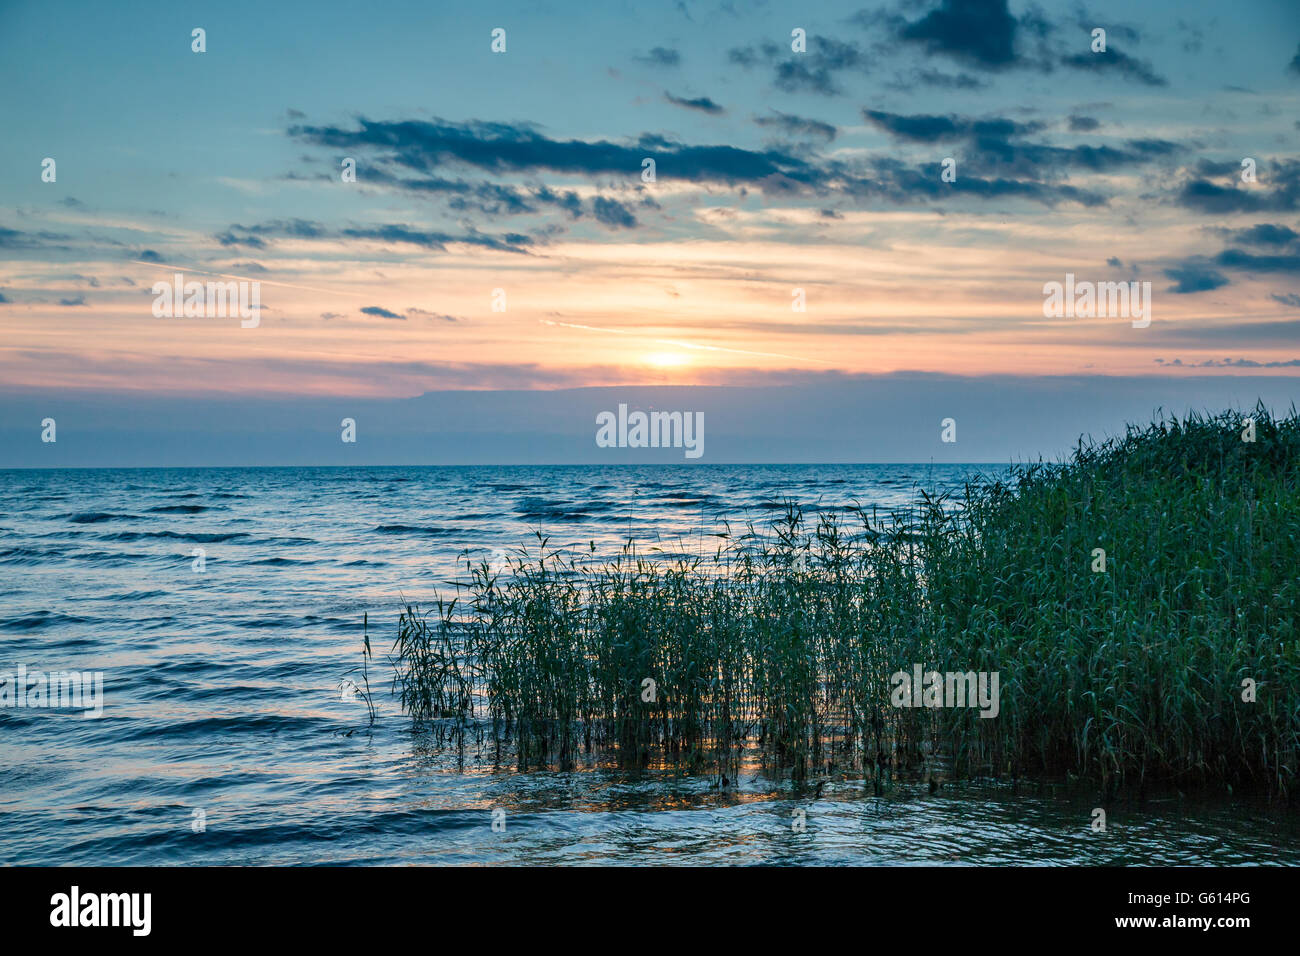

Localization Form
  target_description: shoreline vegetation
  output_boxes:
[387,407,1298,797]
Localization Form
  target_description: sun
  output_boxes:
[643,351,690,368]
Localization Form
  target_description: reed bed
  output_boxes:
[388,406,1299,794]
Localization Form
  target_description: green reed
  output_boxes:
[388,405,1298,794]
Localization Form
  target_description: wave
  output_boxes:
[373,524,458,536]
[96,530,251,543]
[63,511,135,523]
[0,610,97,632]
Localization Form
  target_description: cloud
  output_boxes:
[1175,162,1300,213]
[591,196,638,228]
[1289,43,1300,75]
[1212,248,1300,274]
[753,111,837,141]
[285,108,1152,224]
[1164,263,1230,293]
[885,1,1165,87]
[360,306,403,319]
[862,109,1176,178]
[221,218,534,253]
[1157,356,1300,368]
[214,230,266,249]
[863,109,1043,142]
[136,249,165,263]
[1271,293,1300,308]
[664,92,725,114]
[896,0,1024,69]
[1068,115,1100,132]
[1062,48,1166,86]
[0,290,9,303]
[856,155,1108,206]
[59,295,86,307]
[1223,223,1299,247]
[406,308,459,322]
[344,223,532,252]
[290,116,824,192]
[0,226,71,249]
[359,168,587,219]
[728,37,869,96]
[885,68,986,91]
[636,46,680,67]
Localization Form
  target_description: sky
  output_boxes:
[1,0,1299,464]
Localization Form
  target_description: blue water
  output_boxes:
[2,464,1297,865]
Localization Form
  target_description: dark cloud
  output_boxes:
[636,47,680,67]
[360,306,403,319]
[1224,223,1299,247]
[0,226,71,249]
[863,109,1176,178]
[1212,248,1300,274]
[289,117,823,192]
[220,218,533,253]
[246,218,327,239]
[1175,163,1300,213]
[215,230,266,249]
[1289,43,1300,75]
[340,223,532,252]
[136,249,165,263]
[1068,115,1100,132]
[753,111,837,141]
[1061,48,1166,86]
[287,111,1130,216]
[359,168,586,219]
[1271,293,1300,308]
[855,155,1108,206]
[0,290,9,303]
[59,295,86,307]
[886,68,986,91]
[883,1,1165,87]
[1164,263,1230,294]
[1106,256,1122,267]
[896,0,1025,69]
[591,196,638,229]
[728,37,869,96]
[664,92,725,114]
[863,109,1043,142]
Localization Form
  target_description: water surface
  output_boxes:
[2,465,1296,865]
